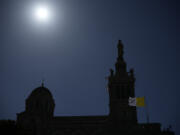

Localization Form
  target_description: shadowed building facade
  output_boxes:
[16,41,174,135]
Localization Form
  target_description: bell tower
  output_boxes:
[108,40,137,125]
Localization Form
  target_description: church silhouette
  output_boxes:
[15,41,174,135]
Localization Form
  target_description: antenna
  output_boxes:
[41,77,45,87]
[145,97,150,123]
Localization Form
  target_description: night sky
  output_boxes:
[0,0,178,134]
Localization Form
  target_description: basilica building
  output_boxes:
[16,41,174,135]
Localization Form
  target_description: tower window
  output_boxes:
[116,86,120,99]
[121,86,124,98]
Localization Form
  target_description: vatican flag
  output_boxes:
[128,97,145,107]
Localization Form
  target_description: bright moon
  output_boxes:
[34,5,51,22]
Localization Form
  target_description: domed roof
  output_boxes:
[30,86,52,97]
[27,84,54,100]
[25,84,55,117]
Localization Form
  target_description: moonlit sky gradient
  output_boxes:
[0,0,178,134]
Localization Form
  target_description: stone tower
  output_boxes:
[108,40,137,126]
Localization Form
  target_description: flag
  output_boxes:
[128,97,145,107]
[136,97,145,107]
[128,97,136,106]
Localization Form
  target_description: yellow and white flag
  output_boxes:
[128,97,145,107]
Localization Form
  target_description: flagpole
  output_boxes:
[145,97,150,123]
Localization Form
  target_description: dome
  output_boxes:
[25,85,55,118]
[28,86,53,99]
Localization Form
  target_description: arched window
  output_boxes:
[116,86,120,99]
[121,85,124,98]
[127,85,130,97]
